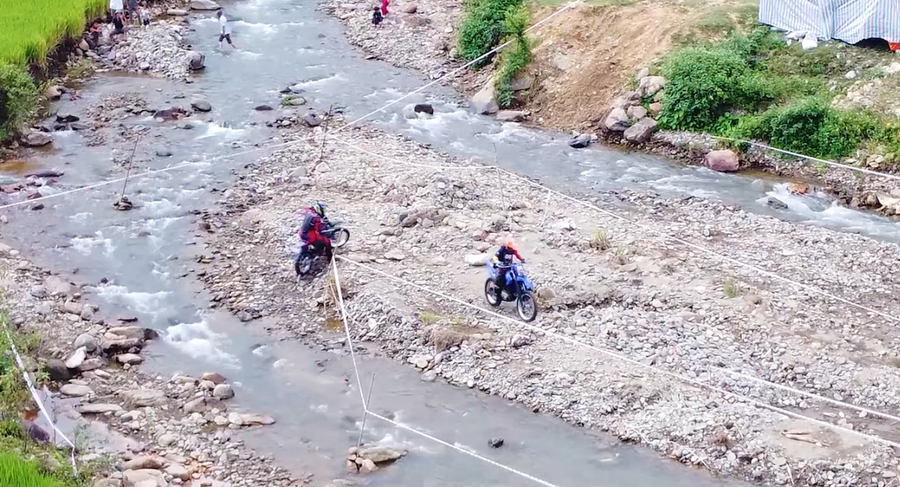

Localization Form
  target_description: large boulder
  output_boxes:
[705,149,740,172]
[413,103,434,115]
[626,105,647,120]
[623,117,658,144]
[470,80,499,115]
[189,0,220,11]
[603,108,629,132]
[21,130,52,147]
[357,446,404,464]
[637,76,666,98]
[123,469,167,487]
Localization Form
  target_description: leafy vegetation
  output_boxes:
[0,64,40,142]
[658,27,900,160]
[493,4,530,107]
[457,0,532,108]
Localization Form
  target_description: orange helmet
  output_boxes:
[504,237,517,251]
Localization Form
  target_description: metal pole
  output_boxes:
[119,137,140,201]
[356,372,376,448]
[318,104,334,163]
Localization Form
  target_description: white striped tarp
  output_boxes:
[759,0,900,44]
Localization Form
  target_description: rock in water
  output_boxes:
[623,117,658,143]
[705,149,740,172]
[254,105,273,111]
[56,112,79,123]
[357,446,404,463]
[568,134,591,149]
[212,383,234,399]
[21,130,52,147]
[190,0,221,10]
[496,110,525,122]
[413,103,433,115]
[167,8,189,16]
[766,197,788,210]
[604,108,629,132]
[187,51,205,71]
[488,437,504,448]
[191,99,212,112]
[470,79,499,115]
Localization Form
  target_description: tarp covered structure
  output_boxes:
[759,0,900,45]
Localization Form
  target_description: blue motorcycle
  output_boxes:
[484,261,538,322]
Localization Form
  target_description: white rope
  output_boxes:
[710,135,900,182]
[3,326,78,475]
[334,256,900,449]
[330,256,368,409]
[366,411,563,487]
[494,168,900,325]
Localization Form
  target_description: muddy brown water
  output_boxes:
[1,0,896,484]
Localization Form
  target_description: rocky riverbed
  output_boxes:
[321,0,900,219]
[0,234,295,485]
[192,120,900,487]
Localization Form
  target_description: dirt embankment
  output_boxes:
[195,118,900,487]
[325,0,900,217]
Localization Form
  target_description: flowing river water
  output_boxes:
[2,0,900,484]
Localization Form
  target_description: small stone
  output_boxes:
[157,433,178,447]
[200,372,227,384]
[117,354,143,365]
[488,437,504,448]
[74,334,98,352]
[421,370,437,382]
[60,384,92,397]
[65,347,87,369]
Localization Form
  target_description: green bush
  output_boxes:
[457,0,523,66]
[738,98,880,159]
[493,4,530,108]
[0,63,39,141]
[657,45,777,131]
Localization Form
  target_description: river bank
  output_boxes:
[0,242,299,487]
[321,0,900,219]
[196,120,900,486]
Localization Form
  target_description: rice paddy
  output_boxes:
[0,0,107,65]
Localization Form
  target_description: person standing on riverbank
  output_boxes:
[109,0,124,14]
[380,0,389,16]
[126,0,139,25]
[216,10,236,50]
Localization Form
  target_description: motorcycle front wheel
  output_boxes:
[295,255,313,277]
[332,228,350,248]
[516,293,537,322]
[484,279,502,307]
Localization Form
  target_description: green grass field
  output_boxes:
[0,0,107,65]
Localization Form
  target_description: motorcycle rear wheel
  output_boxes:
[516,293,537,322]
[484,279,501,307]
[332,228,350,248]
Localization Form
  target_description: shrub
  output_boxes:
[0,63,39,141]
[457,0,523,66]
[658,44,778,132]
[743,98,880,159]
[492,4,530,107]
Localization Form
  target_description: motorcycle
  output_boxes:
[293,219,350,277]
[483,261,538,322]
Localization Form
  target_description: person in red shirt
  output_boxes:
[298,202,332,263]
[380,0,389,16]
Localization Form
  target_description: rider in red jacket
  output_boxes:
[299,202,332,261]
[493,237,525,293]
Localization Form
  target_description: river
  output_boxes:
[1,0,898,484]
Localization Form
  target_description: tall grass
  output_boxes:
[0,0,107,65]
[0,454,71,487]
